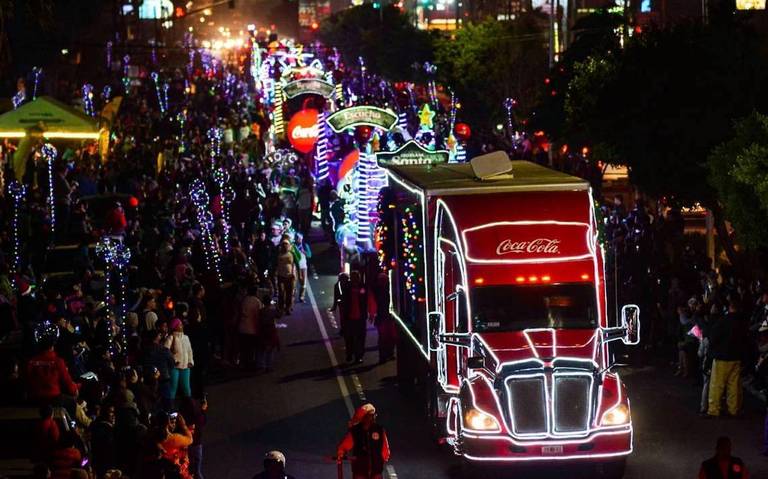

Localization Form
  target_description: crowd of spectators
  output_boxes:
[0,57,322,479]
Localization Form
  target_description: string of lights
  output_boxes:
[41,143,57,238]
[7,181,26,277]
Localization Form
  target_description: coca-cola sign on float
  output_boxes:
[496,238,560,255]
[287,109,319,154]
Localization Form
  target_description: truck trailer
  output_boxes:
[375,159,639,477]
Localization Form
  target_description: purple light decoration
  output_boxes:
[504,97,516,133]
[189,179,223,283]
[188,48,195,78]
[106,41,112,70]
[7,181,26,276]
[41,143,57,237]
[82,84,95,116]
[102,85,112,102]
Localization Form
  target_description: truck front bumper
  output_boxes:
[459,427,632,462]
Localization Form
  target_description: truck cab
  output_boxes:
[379,160,639,477]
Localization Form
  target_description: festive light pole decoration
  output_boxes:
[207,127,222,166]
[32,67,42,100]
[250,42,261,87]
[424,62,438,107]
[400,206,423,300]
[189,179,223,283]
[96,237,131,351]
[315,111,330,181]
[7,181,26,276]
[82,84,95,117]
[122,55,131,95]
[150,72,169,114]
[102,85,112,103]
[213,167,235,254]
[504,97,516,134]
[41,143,57,238]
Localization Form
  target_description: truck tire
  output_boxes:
[425,378,447,440]
[595,460,626,479]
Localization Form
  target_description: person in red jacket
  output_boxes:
[26,339,79,414]
[105,201,127,237]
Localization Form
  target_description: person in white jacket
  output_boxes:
[165,317,194,400]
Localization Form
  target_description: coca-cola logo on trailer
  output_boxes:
[462,222,590,263]
[287,109,320,154]
[496,238,561,256]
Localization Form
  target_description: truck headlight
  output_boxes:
[601,404,629,426]
[464,408,500,431]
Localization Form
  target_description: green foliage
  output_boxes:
[531,10,624,139]
[708,113,768,250]
[319,5,434,81]
[564,22,767,205]
[434,16,547,131]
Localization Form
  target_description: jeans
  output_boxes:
[188,444,204,479]
[707,359,741,416]
[169,368,192,400]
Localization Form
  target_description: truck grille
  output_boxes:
[553,375,592,433]
[505,377,548,434]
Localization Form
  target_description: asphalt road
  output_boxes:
[203,246,768,479]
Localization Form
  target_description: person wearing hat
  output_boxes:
[252,450,295,479]
[336,403,391,479]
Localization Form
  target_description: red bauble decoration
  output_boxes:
[128,196,139,208]
[287,109,320,154]
[454,122,471,141]
[355,125,373,144]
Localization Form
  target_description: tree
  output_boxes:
[708,113,768,252]
[434,15,548,131]
[319,5,434,82]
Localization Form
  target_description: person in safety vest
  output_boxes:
[336,404,390,479]
[699,436,749,479]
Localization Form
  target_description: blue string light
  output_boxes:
[150,72,168,114]
[190,179,223,283]
[31,67,42,100]
[122,55,131,95]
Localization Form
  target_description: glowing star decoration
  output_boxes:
[7,181,26,276]
[418,104,436,130]
[41,144,57,238]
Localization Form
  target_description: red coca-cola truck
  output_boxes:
[376,159,639,477]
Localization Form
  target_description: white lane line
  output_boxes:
[307,281,355,417]
[350,374,367,401]
[309,281,398,479]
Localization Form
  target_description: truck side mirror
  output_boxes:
[621,304,640,346]
[428,312,443,352]
[467,356,485,370]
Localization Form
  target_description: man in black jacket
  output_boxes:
[698,437,749,479]
[141,329,175,409]
[706,302,749,417]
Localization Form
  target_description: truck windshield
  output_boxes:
[471,283,597,332]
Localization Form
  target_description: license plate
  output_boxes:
[541,445,564,455]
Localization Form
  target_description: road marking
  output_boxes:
[307,281,355,417]
[308,280,398,479]
[351,374,367,401]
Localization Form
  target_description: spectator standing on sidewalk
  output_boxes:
[276,239,296,315]
[699,436,749,479]
[707,302,748,417]
[294,233,311,303]
[238,284,262,368]
[164,318,194,403]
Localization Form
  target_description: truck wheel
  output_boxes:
[425,379,446,440]
[594,460,626,479]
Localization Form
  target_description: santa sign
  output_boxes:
[287,109,320,154]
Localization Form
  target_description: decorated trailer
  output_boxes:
[375,159,639,478]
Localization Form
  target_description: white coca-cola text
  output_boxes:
[290,124,318,140]
[496,238,561,255]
